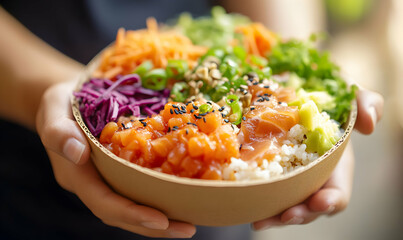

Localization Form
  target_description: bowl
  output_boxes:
[71,54,357,227]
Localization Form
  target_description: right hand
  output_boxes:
[36,80,196,238]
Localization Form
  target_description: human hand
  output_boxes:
[36,80,196,238]
[252,88,384,230]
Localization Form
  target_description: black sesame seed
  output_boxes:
[224,119,229,123]
[170,109,173,114]
[186,129,189,135]
[192,104,198,110]
[174,109,179,114]
[264,96,270,101]
[207,101,212,105]
[194,114,202,119]
[239,144,243,150]
[264,93,269,96]
[221,113,226,118]
[181,106,186,111]
[172,104,178,108]
[141,122,147,127]
[130,119,135,122]
[199,113,207,116]
[203,118,206,123]
[242,116,246,121]
[253,82,258,85]
[250,107,255,110]
[243,91,248,95]
[168,127,171,132]
[218,106,225,112]
[190,109,195,113]
[264,85,270,89]
[212,110,215,113]
[278,101,283,105]
[231,124,234,130]
[121,123,127,129]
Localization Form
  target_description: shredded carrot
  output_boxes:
[236,23,278,57]
[94,18,207,79]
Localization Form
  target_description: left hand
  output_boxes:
[252,87,383,230]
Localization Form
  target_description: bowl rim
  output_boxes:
[71,54,358,188]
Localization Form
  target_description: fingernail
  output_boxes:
[369,106,377,125]
[326,205,336,214]
[285,217,304,225]
[63,138,85,164]
[169,231,193,238]
[141,221,166,230]
[255,224,272,231]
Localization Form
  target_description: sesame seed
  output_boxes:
[250,107,255,110]
[239,144,243,150]
[203,118,206,123]
[192,104,198,110]
[218,106,225,112]
[181,106,186,111]
[186,129,189,135]
[199,113,207,116]
[190,109,195,113]
[253,82,258,85]
[170,109,173,114]
[194,114,202,119]
[121,123,127,129]
[224,119,229,123]
[172,104,178,108]
[264,85,270,89]
[242,116,246,121]
[130,119,135,122]
[174,109,179,114]
[264,96,270,101]
[168,127,171,132]
[221,113,226,118]
[207,101,212,105]
[141,122,147,127]
[264,93,269,96]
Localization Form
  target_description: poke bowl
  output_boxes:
[71,8,357,226]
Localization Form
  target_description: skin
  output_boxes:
[0,2,384,238]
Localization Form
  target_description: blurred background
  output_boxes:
[253,0,403,239]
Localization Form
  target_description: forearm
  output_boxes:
[220,0,326,39]
[0,7,83,130]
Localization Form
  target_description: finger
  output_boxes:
[114,221,196,238]
[252,214,283,231]
[279,204,320,225]
[36,80,90,164]
[63,156,170,230]
[307,142,354,214]
[47,150,196,238]
[355,88,384,134]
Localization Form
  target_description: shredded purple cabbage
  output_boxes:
[74,74,169,137]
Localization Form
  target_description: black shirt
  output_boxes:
[0,0,251,239]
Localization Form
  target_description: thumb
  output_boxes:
[355,88,384,135]
[36,81,90,164]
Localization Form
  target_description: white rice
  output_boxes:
[222,121,343,181]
